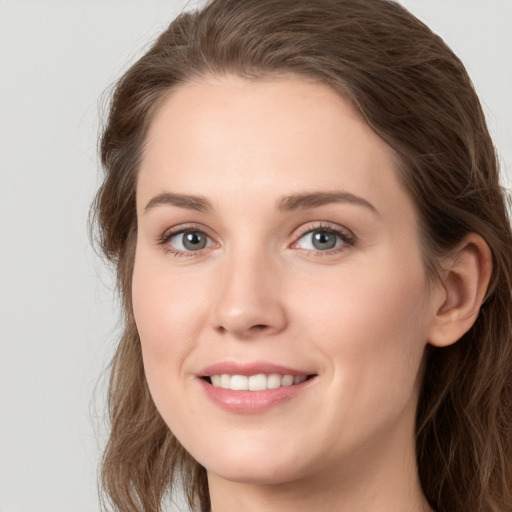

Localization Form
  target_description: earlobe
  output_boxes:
[428,234,492,348]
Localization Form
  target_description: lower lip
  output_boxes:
[199,378,315,414]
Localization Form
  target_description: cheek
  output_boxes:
[296,250,430,407]
[131,252,208,372]
[299,249,428,335]
[131,252,215,437]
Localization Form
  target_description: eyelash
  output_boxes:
[158,223,212,258]
[158,222,356,258]
[293,222,356,257]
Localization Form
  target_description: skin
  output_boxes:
[132,75,447,512]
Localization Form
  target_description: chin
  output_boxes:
[206,459,304,487]
[197,437,327,488]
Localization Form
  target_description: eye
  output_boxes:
[166,229,214,252]
[294,226,353,252]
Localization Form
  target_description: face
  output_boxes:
[133,75,437,487]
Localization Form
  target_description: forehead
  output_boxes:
[137,74,409,219]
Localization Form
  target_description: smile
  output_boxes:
[198,363,317,413]
[208,373,308,391]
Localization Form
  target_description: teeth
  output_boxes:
[267,373,282,389]
[209,373,308,391]
[220,374,231,388]
[230,375,249,390]
[249,374,267,391]
[281,374,294,387]
[294,375,307,385]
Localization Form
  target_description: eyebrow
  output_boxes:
[144,192,213,213]
[144,190,378,216]
[277,191,379,216]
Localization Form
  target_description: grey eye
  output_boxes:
[296,229,342,251]
[312,231,338,250]
[169,230,212,251]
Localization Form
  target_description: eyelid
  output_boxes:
[291,221,357,253]
[158,222,217,257]
[293,221,356,242]
[159,222,210,242]
[157,220,356,257]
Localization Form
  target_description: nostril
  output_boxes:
[251,324,269,331]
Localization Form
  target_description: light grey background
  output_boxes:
[0,1,510,511]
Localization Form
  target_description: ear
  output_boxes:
[428,234,492,348]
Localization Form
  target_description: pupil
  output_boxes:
[312,231,336,250]
[183,231,206,250]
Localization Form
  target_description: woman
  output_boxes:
[92,0,512,511]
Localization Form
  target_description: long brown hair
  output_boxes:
[92,1,512,511]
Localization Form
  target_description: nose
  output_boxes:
[212,250,288,339]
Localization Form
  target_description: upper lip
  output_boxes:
[198,361,315,377]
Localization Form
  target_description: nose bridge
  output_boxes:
[213,239,287,337]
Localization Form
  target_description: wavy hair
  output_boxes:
[92,1,512,511]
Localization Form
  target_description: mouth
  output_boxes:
[203,373,315,391]
[197,363,318,413]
